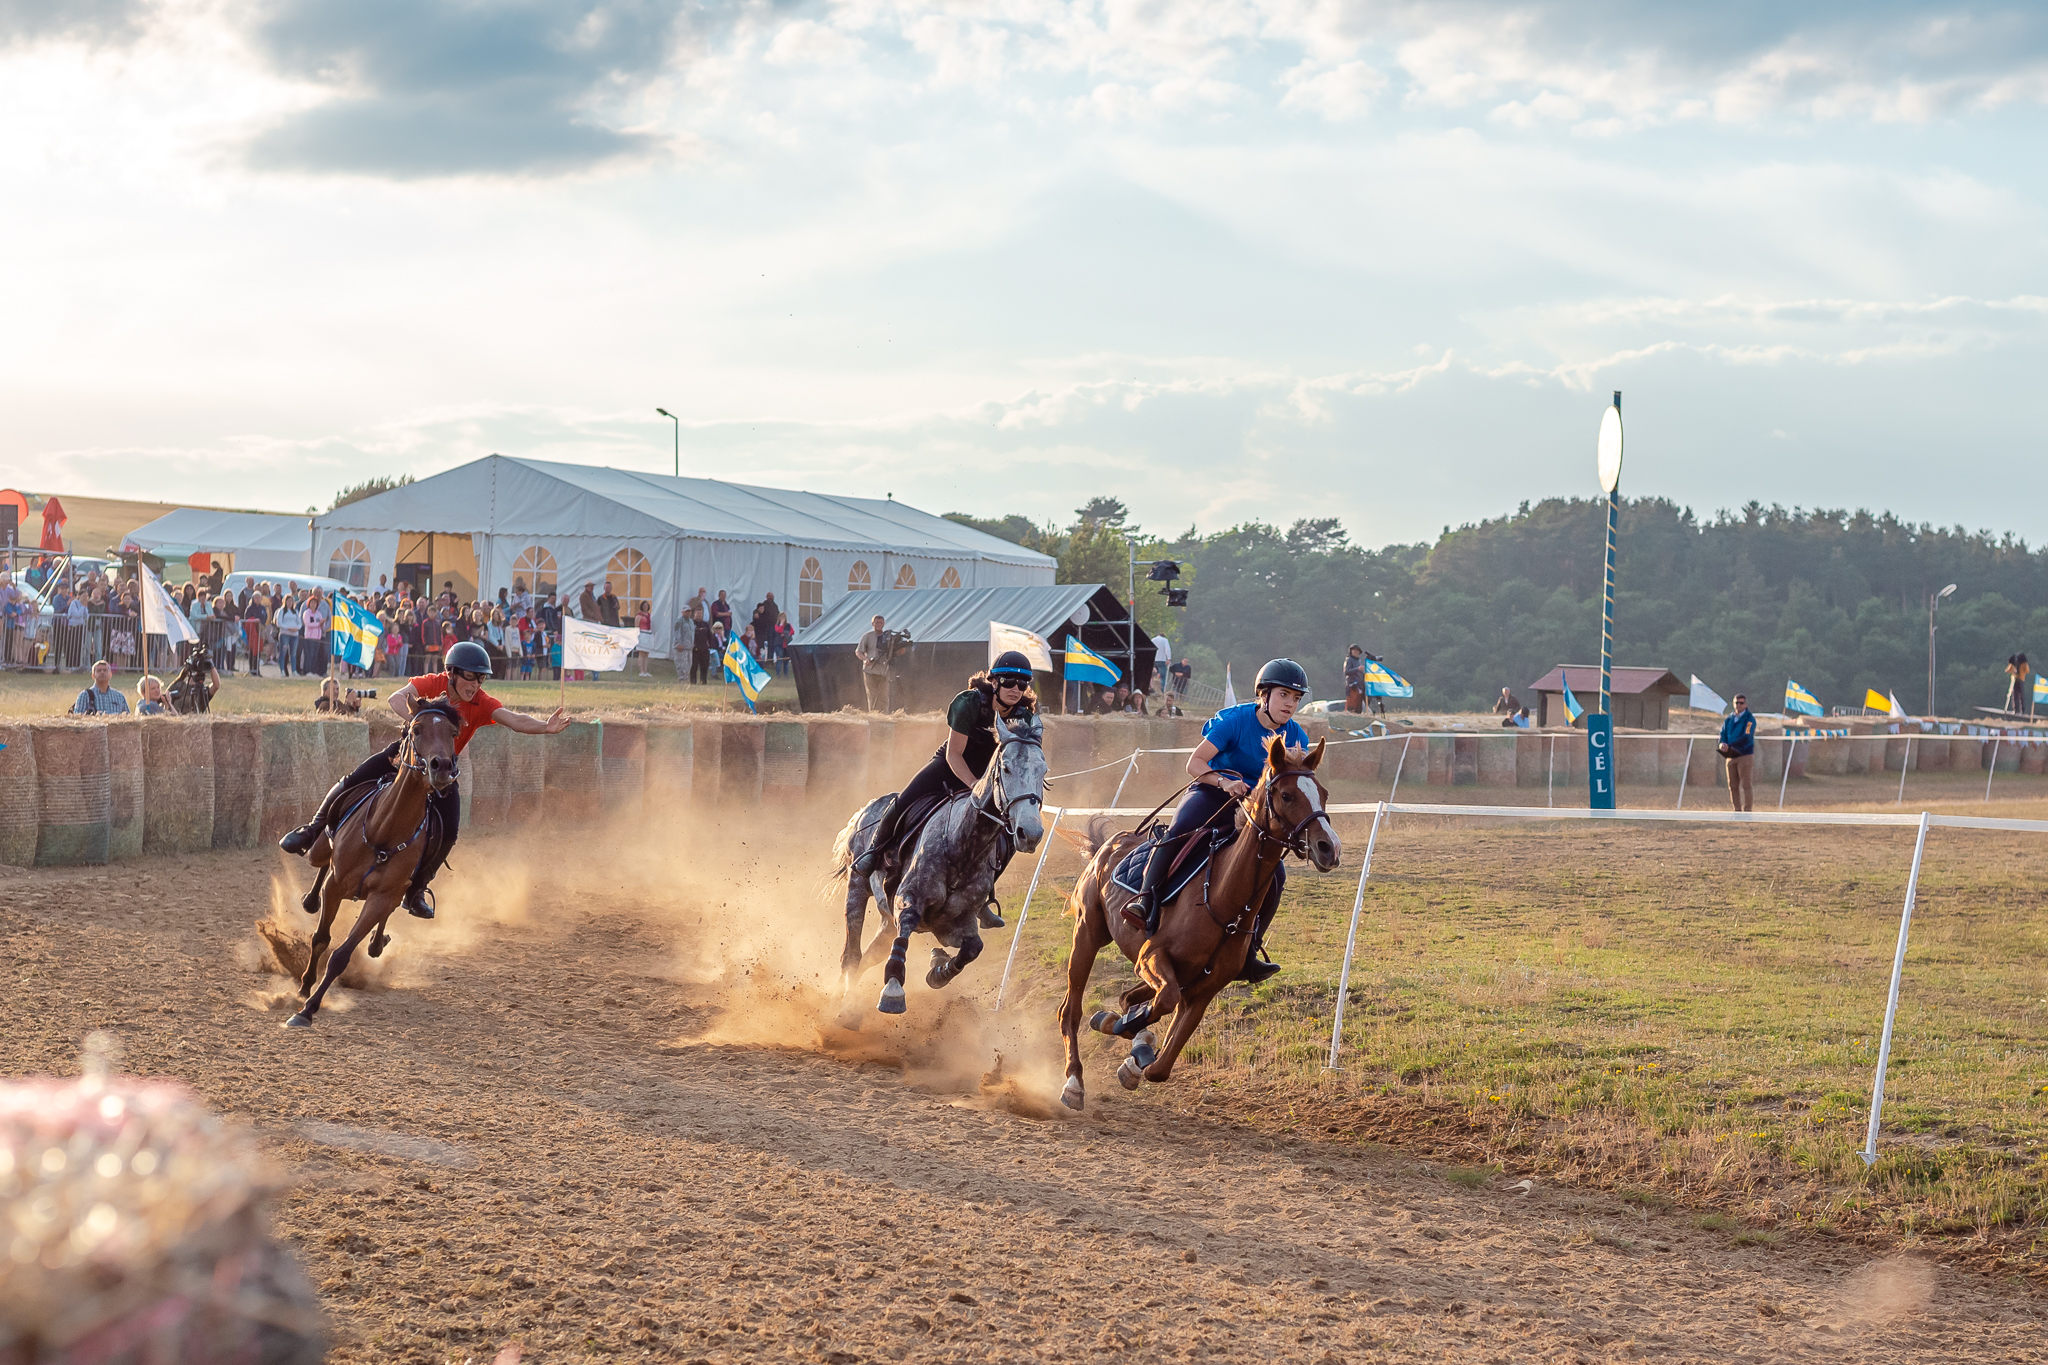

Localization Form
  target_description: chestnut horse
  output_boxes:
[1057,736,1340,1110]
[285,703,460,1029]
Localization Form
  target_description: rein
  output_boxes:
[349,709,452,897]
[1184,767,1330,980]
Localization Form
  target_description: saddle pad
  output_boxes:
[1110,829,1226,903]
[884,790,949,859]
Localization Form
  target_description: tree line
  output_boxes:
[946,498,2048,716]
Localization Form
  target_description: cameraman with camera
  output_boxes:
[165,640,219,716]
[857,613,908,713]
[315,676,369,715]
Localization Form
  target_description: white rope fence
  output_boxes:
[992,797,2048,1163]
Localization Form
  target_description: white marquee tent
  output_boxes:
[121,509,312,574]
[310,455,1056,657]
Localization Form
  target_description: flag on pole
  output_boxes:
[722,636,772,711]
[1062,637,1121,686]
[1784,679,1823,717]
[330,596,384,669]
[1222,665,1237,708]
[137,562,197,647]
[989,621,1053,673]
[561,617,640,672]
[1863,688,1896,715]
[1561,669,1584,723]
[1360,658,1413,698]
[1889,691,1908,719]
[2034,675,2048,706]
[1689,675,1727,715]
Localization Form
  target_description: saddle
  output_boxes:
[333,779,447,861]
[875,790,950,867]
[1110,823,1235,905]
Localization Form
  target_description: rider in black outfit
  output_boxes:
[850,651,1038,918]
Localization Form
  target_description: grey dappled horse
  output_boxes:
[830,713,1048,1018]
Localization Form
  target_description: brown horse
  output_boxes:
[284,704,460,1029]
[1057,735,1340,1110]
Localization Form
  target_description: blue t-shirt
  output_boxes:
[1201,702,1309,782]
[1720,709,1757,756]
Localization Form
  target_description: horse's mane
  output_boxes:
[410,699,463,731]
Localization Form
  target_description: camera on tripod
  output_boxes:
[167,639,216,715]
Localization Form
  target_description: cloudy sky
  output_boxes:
[4,0,2045,546]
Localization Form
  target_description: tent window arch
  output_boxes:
[327,539,370,589]
[938,566,961,589]
[799,557,824,626]
[893,564,917,589]
[513,545,557,598]
[607,547,651,614]
[848,561,871,592]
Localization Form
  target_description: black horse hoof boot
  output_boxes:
[403,889,436,920]
[278,824,319,856]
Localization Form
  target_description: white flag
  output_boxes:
[1888,691,1908,719]
[138,562,198,646]
[1688,674,1727,715]
[560,618,641,672]
[1223,664,1237,708]
[988,620,1053,673]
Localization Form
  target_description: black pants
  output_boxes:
[1145,782,1286,920]
[690,650,711,685]
[871,753,970,853]
[342,741,461,877]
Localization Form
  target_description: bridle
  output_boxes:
[1239,765,1333,861]
[974,716,1046,837]
[395,704,458,785]
[350,705,456,892]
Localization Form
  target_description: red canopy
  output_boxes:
[0,489,26,543]
[38,495,67,551]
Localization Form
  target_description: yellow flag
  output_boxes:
[1864,688,1890,713]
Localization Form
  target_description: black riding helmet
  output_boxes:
[989,650,1035,682]
[1255,658,1309,695]
[445,640,492,677]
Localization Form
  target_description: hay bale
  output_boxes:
[320,718,369,790]
[804,718,869,800]
[33,722,111,866]
[210,719,262,849]
[644,720,695,810]
[1425,734,1454,786]
[140,719,214,854]
[0,720,40,867]
[105,721,144,861]
[0,1071,326,1363]
[603,719,648,818]
[1618,734,1658,788]
[504,722,547,825]
[1476,733,1517,787]
[258,721,326,843]
[762,720,807,805]
[716,718,765,806]
[544,719,605,822]
[462,722,509,828]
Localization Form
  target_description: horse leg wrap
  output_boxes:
[1129,1029,1160,1071]
[925,948,955,990]
[1113,1002,1154,1039]
[1089,1009,1120,1037]
[883,936,910,986]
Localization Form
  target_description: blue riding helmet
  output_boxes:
[444,640,492,676]
[1255,658,1309,695]
[989,650,1035,681]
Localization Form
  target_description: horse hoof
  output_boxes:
[877,981,907,1015]
[283,1013,313,1030]
[300,895,319,914]
[1130,1030,1159,1071]
[1089,1009,1119,1037]
[1061,1076,1085,1111]
[1116,1056,1144,1091]
[367,935,387,959]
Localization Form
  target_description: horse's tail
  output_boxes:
[1074,813,1120,859]
[823,796,890,892]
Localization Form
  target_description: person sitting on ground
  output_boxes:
[135,675,168,715]
[72,660,131,716]
[315,677,362,715]
[1125,689,1148,715]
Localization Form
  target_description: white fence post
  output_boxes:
[1109,750,1140,810]
[1325,801,1388,1072]
[1676,735,1695,810]
[1985,737,2001,802]
[1862,810,1932,1165]
[1778,737,1794,809]
[1897,735,1913,804]
[992,808,1062,1012]
[1547,734,1555,808]
[1386,734,1413,807]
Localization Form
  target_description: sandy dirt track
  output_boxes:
[3,830,2043,1365]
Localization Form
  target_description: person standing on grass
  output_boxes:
[1719,692,1757,812]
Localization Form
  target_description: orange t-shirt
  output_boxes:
[409,672,503,755]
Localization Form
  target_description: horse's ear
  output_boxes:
[1305,737,1326,770]
[1267,734,1288,769]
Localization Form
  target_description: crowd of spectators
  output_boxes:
[674,586,795,686]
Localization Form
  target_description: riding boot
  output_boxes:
[278,777,349,856]
[1234,888,1283,984]
[850,797,901,878]
[404,841,448,920]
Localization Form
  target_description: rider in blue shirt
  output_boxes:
[1134,658,1311,984]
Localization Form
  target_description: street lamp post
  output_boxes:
[1928,582,1958,717]
[655,408,679,477]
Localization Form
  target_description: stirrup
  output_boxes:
[403,887,436,920]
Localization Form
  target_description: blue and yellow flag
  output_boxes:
[1361,658,1413,698]
[1560,669,1584,723]
[329,596,383,669]
[1062,637,1121,687]
[1784,678,1823,717]
[723,637,772,711]
[2035,674,2047,705]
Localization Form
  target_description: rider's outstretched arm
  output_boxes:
[497,707,570,736]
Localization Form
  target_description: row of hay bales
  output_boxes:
[7,714,2037,867]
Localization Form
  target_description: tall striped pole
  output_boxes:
[1598,391,1622,717]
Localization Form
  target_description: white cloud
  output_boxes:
[1279,59,1386,119]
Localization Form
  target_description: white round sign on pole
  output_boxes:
[1597,402,1624,493]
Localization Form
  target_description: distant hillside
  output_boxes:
[951,498,2048,716]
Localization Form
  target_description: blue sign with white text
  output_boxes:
[1587,712,1615,809]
